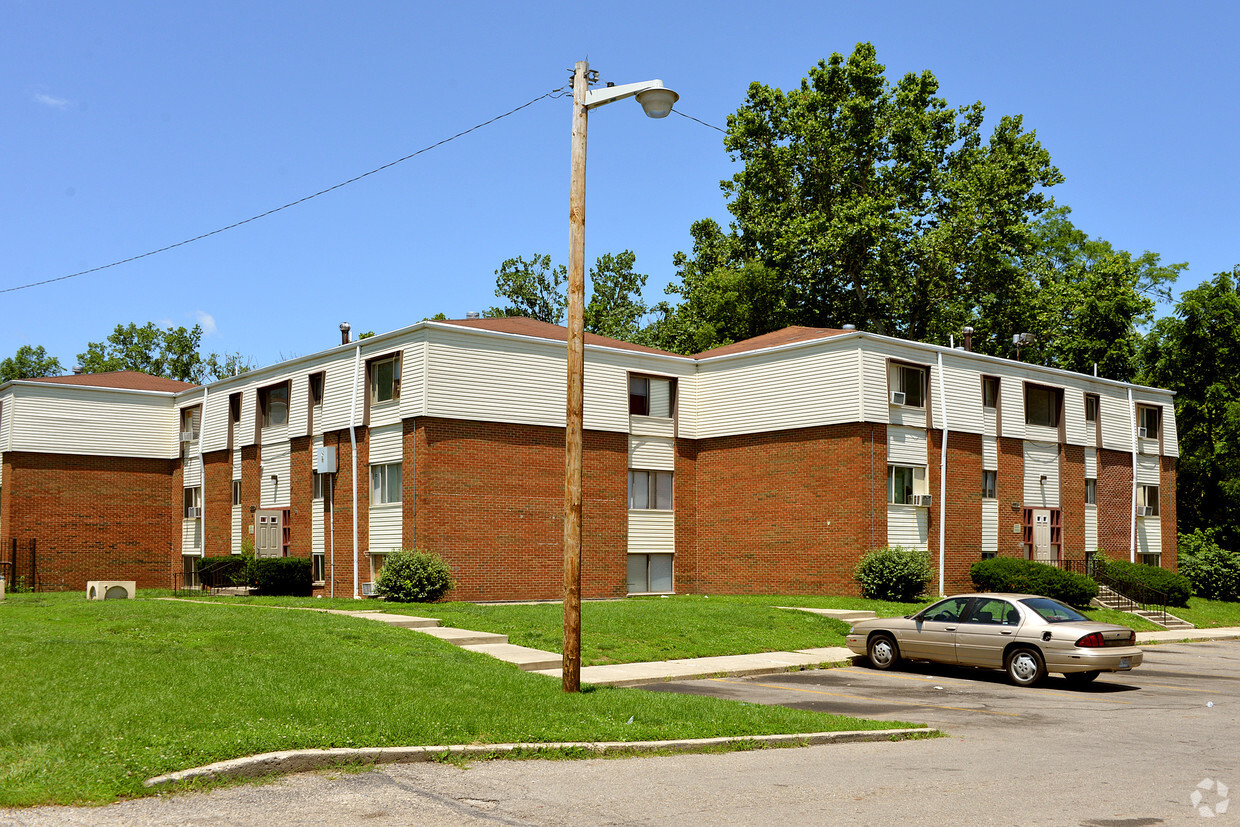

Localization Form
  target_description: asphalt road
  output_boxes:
[4,641,1237,826]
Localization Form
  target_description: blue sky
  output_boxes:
[4,1,1237,372]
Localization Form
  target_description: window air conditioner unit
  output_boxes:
[1136,506,1152,517]
[890,391,906,406]
[1137,427,1148,439]
[180,430,199,442]
[186,507,201,518]
[361,582,376,597]
[912,494,933,507]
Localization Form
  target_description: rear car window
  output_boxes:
[1020,598,1087,623]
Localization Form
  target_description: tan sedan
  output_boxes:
[845,593,1143,686]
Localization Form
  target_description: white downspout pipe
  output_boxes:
[1128,387,1137,562]
[197,387,207,557]
[936,352,948,596]
[350,345,362,598]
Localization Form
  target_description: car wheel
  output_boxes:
[1063,670,1100,685]
[867,634,900,671]
[1005,647,1046,687]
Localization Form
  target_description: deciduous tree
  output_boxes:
[0,345,63,381]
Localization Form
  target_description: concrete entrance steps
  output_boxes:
[1092,585,1195,631]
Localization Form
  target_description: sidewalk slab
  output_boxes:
[780,607,877,622]
[417,626,508,646]
[347,612,440,629]
[530,648,854,687]
[1136,626,1240,644]
[463,642,562,671]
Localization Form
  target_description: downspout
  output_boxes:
[1128,387,1137,562]
[197,388,207,557]
[350,345,362,598]
[936,352,948,596]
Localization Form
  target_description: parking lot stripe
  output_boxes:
[1131,682,1224,694]
[710,678,1022,717]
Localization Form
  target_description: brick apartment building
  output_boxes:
[0,317,1178,599]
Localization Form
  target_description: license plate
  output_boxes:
[1119,657,1131,668]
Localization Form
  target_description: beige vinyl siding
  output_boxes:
[231,505,242,554]
[588,351,662,435]
[0,394,10,452]
[1024,442,1060,508]
[232,447,242,477]
[887,426,928,465]
[1099,392,1134,453]
[260,419,289,447]
[368,423,403,465]
[859,347,889,423]
[1084,447,1098,479]
[1085,506,1098,554]
[696,345,858,439]
[998,372,1027,440]
[627,509,675,554]
[1061,386,1088,446]
[1161,401,1180,457]
[1025,423,1058,443]
[10,385,179,458]
[427,332,565,429]
[981,499,998,556]
[237,386,259,448]
[260,441,291,507]
[369,505,402,555]
[982,435,998,471]
[983,406,999,438]
[320,357,361,434]
[182,519,201,554]
[1136,454,1160,485]
[287,374,310,437]
[1137,518,1162,558]
[630,416,675,438]
[398,338,427,420]
[200,391,231,453]
[887,505,929,550]
[938,357,984,433]
[629,436,675,471]
[312,435,325,556]
[183,455,202,488]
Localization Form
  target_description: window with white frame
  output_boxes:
[889,363,926,408]
[369,463,402,505]
[1085,478,1097,505]
[313,471,327,501]
[1024,383,1061,428]
[312,552,325,584]
[180,407,199,441]
[1137,484,1159,516]
[1139,552,1161,567]
[183,486,202,518]
[982,470,997,500]
[629,375,674,418]
[1085,394,1099,424]
[369,355,401,404]
[887,465,924,505]
[628,553,673,593]
[1138,405,1160,439]
[259,382,289,428]
[231,480,241,506]
[629,470,673,510]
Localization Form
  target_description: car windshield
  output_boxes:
[1020,597,1087,623]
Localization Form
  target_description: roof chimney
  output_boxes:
[339,322,351,346]
[962,326,973,352]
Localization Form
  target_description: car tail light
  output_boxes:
[1076,632,1106,648]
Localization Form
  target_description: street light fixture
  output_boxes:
[562,61,678,693]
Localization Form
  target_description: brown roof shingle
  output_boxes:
[692,326,854,359]
[23,371,197,392]
[435,317,685,358]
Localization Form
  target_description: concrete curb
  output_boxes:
[143,728,934,788]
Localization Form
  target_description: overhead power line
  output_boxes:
[673,108,727,134]
[3,87,569,295]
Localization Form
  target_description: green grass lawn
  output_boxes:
[0,594,915,808]
[1170,597,1240,628]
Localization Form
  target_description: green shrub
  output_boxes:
[968,557,1098,608]
[374,549,454,602]
[853,546,931,602]
[197,556,248,588]
[1097,557,1192,607]
[251,557,313,597]
[1177,529,1240,601]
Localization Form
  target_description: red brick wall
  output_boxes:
[673,437,699,593]
[315,427,366,597]
[288,435,313,559]
[410,417,627,602]
[932,430,984,594]
[996,436,1026,558]
[1061,444,1086,562]
[1097,448,1134,560]
[693,423,887,596]
[1161,455,1178,570]
[202,450,232,557]
[1,451,179,590]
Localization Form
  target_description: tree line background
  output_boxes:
[5,44,1236,554]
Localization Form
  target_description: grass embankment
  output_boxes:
[0,594,913,808]
[1169,597,1240,629]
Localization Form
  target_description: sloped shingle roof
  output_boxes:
[436,317,684,358]
[24,371,197,392]
[692,326,853,359]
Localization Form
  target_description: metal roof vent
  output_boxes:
[72,365,83,375]
[339,322,351,345]
[465,311,481,320]
[841,324,856,331]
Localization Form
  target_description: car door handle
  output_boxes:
[1001,630,1013,635]
[945,626,957,632]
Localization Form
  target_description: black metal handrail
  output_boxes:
[1043,558,1171,626]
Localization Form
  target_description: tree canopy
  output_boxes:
[0,345,64,382]
[77,322,252,383]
